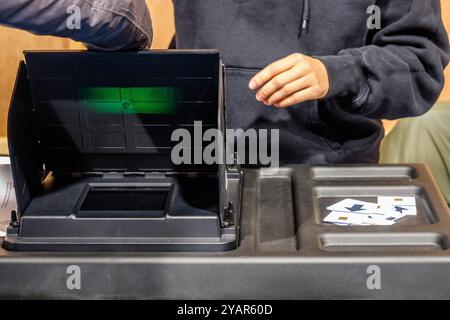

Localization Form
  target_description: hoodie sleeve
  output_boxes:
[0,0,152,51]
[318,0,450,120]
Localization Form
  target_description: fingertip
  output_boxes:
[276,101,290,108]
[249,79,257,90]
[255,94,262,102]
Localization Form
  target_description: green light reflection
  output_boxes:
[78,87,177,114]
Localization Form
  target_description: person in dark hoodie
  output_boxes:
[1,1,448,166]
[173,0,450,164]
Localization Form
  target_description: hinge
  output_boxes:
[144,172,167,179]
[223,201,235,227]
[102,172,125,179]
[9,210,19,229]
[79,171,171,179]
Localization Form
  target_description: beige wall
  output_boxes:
[148,0,175,49]
[0,0,448,138]
[0,0,176,137]
[440,0,450,101]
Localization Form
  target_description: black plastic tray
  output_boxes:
[255,165,450,254]
[2,164,450,299]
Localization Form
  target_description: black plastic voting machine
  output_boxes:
[5,50,241,251]
[1,51,450,299]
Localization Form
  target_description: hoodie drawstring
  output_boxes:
[298,0,310,38]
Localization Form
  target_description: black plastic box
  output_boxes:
[5,51,241,252]
[3,51,450,299]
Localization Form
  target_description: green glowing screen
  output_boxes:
[78,87,177,114]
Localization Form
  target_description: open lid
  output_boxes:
[24,50,221,173]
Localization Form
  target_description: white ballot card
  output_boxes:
[324,211,396,226]
[326,198,380,214]
[377,196,417,216]
[378,196,416,207]
[0,164,16,235]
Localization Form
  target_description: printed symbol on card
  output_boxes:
[394,206,407,214]
[345,204,365,212]
[327,199,378,214]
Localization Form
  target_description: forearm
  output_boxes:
[0,0,153,51]
[319,0,450,119]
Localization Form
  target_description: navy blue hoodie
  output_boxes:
[173,0,450,164]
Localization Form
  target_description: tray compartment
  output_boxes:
[313,185,438,225]
[320,233,448,252]
[256,173,297,252]
[311,166,417,181]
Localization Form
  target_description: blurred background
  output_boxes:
[0,0,449,155]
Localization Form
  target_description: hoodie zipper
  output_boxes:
[298,0,310,38]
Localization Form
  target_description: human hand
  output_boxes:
[249,53,330,108]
